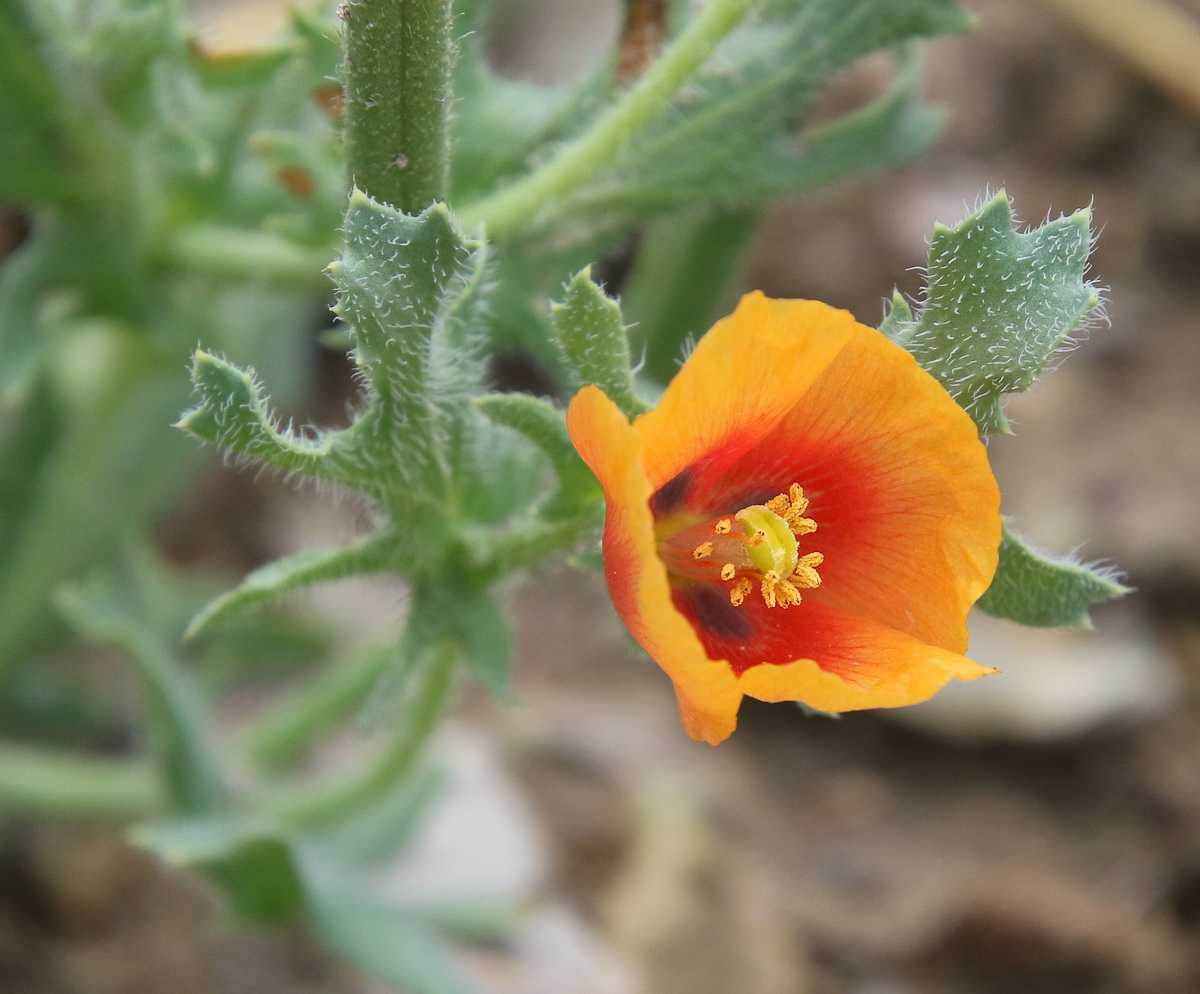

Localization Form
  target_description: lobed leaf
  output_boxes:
[977,523,1130,628]
[302,854,473,994]
[551,268,647,420]
[882,191,1101,434]
[404,580,514,697]
[326,193,490,498]
[186,529,413,638]
[528,0,968,237]
[176,349,337,476]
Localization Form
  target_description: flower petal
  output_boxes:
[568,385,744,744]
[736,603,992,712]
[691,323,1000,653]
[633,293,858,496]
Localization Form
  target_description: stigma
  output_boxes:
[657,484,823,609]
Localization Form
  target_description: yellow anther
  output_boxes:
[799,551,824,568]
[788,483,809,514]
[729,578,752,606]
[791,565,821,589]
[748,529,766,547]
[692,541,713,560]
[761,570,780,608]
[715,518,732,535]
[776,579,803,608]
[765,493,789,516]
[720,563,737,581]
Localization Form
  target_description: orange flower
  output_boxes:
[567,293,1002,745]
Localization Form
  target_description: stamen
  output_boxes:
[761,570,780,608]
[657,482,824,611]
[729,578,752,606]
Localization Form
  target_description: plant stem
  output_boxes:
[342,0,455,212]
[240,644,393,772]
[0,743,162,821]
[265,643,456,828]
[162,226,333,289]
[461,0,756,238]
[470,509,603,579]
[622,206,761,383]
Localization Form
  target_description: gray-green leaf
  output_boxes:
[976,523,1130,627]
[327,194,489,497]
[551,268,647,420]
[883,191,1101,434]
[185,529,413,638]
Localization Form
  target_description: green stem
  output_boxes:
[470,509,603,579]
[0,743,162,821]
[162,226,333,289]
[622,206,761,383]
[342,0,454,212]
[240,644,393,772]
[264,644,456,828]
[461,0,756,238]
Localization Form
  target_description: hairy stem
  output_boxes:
[461,0,756,238]
[341,0,455,212]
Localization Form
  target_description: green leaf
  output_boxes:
[327,193,490,499]
[405,580,513,697]
[551,268,647,420]
[311,767,441,867]
[882,191,1101,434]
[0,217,71,398]
[976,523,1130,628]
[449,0,611,205]
[239,643,394,772]
[133,817,305,923]
[185,529,411,638]
[524,0,967,238]
[574,47,944,216]
[474,392,599,511]
[56,560,226,816]
[176,349,337,476]
[302,854,473,994]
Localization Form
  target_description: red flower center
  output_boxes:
[656,484,824,610]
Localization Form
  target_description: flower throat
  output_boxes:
[657,484,823,609]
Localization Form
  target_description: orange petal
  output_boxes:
[568,385,743,743]
[736,603,993,712]
[683,322,1000,653]
[633,293,857,492]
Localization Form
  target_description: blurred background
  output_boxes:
[5,0,1200,991]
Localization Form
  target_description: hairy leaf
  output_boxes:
[882,191,1100,434]
[552,268,647,419]
[977,523,1130,627]
[326,194,490,500]
[474,392,598,507]
[186,530,412,638]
